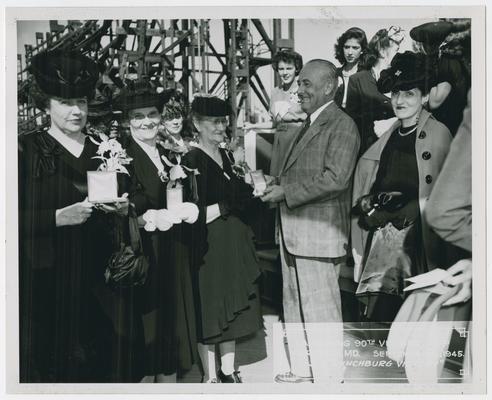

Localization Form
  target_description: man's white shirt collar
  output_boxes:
[309,100,333,125]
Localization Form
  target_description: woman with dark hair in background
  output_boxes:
[345,26,404,155]
[334,27,368,109]
[268,49,307,178]
[269,49,305,124]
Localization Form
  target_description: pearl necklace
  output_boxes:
[398,125,418,137]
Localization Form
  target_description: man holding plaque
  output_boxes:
[261,59,360,383]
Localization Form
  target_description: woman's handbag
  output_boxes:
[104,208,149,288]
[356,223,413,297]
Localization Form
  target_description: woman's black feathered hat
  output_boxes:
[377,51,435,94]
[112,79,164,113]
[29,49,99,99]
[191,95,232,117]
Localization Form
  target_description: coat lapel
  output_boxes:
[127,138,164,207]
[360,108,432,162]
[281,102,335,173]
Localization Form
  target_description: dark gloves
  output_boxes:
[389,200,419,230]
[355,191,409,214]
[354,192,417,231]
[359,209,393,230]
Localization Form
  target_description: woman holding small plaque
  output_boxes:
[183,95,263,383]
[115,84,199,383]
[18,50,134,382]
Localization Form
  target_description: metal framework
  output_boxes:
[18,19,296,136]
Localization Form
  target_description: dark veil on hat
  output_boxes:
[29,49,99,99]
[377,51,435,94]
[191,95,232,117]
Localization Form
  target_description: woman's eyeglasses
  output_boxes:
[129,111,161,125]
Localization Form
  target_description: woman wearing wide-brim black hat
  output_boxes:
[182,95,263,383]
[351,51,467,324]
[410,20,471,136]
[18,49,138,382]
[113,82,199,382]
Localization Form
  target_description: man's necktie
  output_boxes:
[293,115,311,147]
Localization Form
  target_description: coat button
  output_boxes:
[425,175,433,184]
[422,151,431,160]
[419,131,426,139]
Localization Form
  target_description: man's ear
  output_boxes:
[325,82,334,96]
[326,81,336,97]
[422,93,430,105]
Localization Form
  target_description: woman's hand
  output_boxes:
[142,209,181,232]
[95,193,130,216]
[56,198,94,227]
[175,202,199,224]
[442,259,472,306]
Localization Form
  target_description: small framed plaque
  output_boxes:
[87,171,119,203]
[250,169,267,197]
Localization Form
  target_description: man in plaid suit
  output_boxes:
[261,59,360,383]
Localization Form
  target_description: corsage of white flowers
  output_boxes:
[89,133,133,174]
[160,153,199,189]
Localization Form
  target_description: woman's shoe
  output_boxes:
[218,369,242,383]
[274,371,313,383]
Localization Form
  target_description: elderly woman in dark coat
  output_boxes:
[183,96,263,383]
[114,84,199,383]
[18,50,140,382]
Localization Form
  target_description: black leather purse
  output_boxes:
[104,207,149,288]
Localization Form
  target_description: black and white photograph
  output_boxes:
[3,3,487,396]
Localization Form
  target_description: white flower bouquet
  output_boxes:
[160,152,198,210]
[87,133,133,203]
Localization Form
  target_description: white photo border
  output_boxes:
[4,4,487,395]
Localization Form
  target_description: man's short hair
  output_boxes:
[304,59,338,95]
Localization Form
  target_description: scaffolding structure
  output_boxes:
[17,19,296,136]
